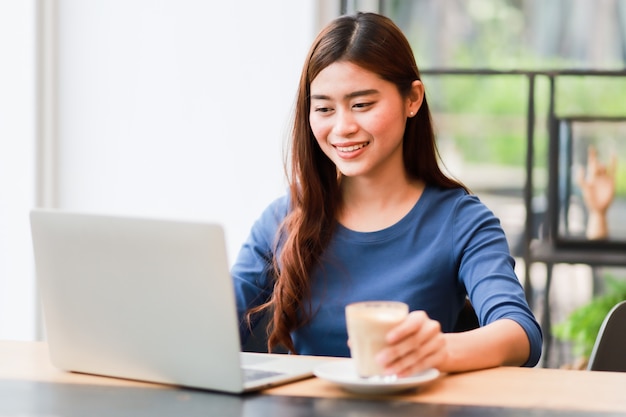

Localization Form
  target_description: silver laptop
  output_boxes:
[30,209,320,393]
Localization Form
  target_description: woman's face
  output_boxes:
[309,61,420,180]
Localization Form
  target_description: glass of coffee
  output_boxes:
[345,301,409,379]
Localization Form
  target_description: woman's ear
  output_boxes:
[407,80,425,117]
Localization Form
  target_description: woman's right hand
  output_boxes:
[375,310,448,377]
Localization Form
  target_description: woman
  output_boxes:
[232,12,542,376]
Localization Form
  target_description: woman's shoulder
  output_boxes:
[424,185,492,218]
[425,184,472,204]
[254,193,290,226]
[265,193,290,212]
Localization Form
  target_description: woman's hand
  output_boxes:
[375,310,448,377]
[375,313,531,376]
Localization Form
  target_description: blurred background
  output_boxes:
[1,0,625,367]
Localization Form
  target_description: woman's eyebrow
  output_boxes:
[310,89,380,101]
[345,89,379,99]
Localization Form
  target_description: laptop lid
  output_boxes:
[29,209,319,393]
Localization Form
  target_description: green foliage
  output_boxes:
[556,77,626,117]
[425,75,529,115]
[423,73,625,196]
[553,277,626,359]
[424,74,552,168]
[451,131,526,166]
[617,166,626,196]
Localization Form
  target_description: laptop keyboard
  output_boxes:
[243,368,285,382]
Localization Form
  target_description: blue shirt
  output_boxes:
[231,185,542,366]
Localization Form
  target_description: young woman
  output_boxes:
[231,12,542,375]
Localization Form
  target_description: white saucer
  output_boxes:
[313,360,440,395]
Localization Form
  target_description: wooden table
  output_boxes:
[2,340,626,416]
[268,363,626,413]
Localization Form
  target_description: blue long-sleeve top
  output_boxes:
[231,185,542,367]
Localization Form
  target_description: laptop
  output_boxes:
[29,209,322,393]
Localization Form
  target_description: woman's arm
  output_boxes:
[376,314,529,377]
[440,318,530,372]
[376,193,540,376]
[231,195,289,344]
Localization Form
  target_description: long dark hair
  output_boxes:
[248,12,466,353]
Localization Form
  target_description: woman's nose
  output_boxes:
[332,109,358,136]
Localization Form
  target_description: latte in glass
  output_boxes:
[345,301,409,378]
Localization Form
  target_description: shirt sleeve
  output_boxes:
[452,194,543,367]
[230,195,288,344]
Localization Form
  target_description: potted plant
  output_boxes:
[552,275,626,369]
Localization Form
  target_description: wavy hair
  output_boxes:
[248,12,466,353]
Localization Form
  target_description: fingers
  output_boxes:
[385,310,433,345]
[376,311,446,377]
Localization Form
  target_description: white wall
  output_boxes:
[0,0,36,340]
[1,0,333,340]
[53,0,318,263]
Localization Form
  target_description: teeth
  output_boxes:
[336,142,369,152]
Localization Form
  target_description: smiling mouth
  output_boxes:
[335,142,370,152]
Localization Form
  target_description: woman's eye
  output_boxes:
[353,102,373,110]
[314,107,332,113]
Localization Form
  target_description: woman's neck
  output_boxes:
[338,173,425,232]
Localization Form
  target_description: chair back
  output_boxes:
[453,298,480,333]
[587,300,626,372]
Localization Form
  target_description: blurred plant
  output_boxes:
[423,71,626,197]
[553,275,626,360]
